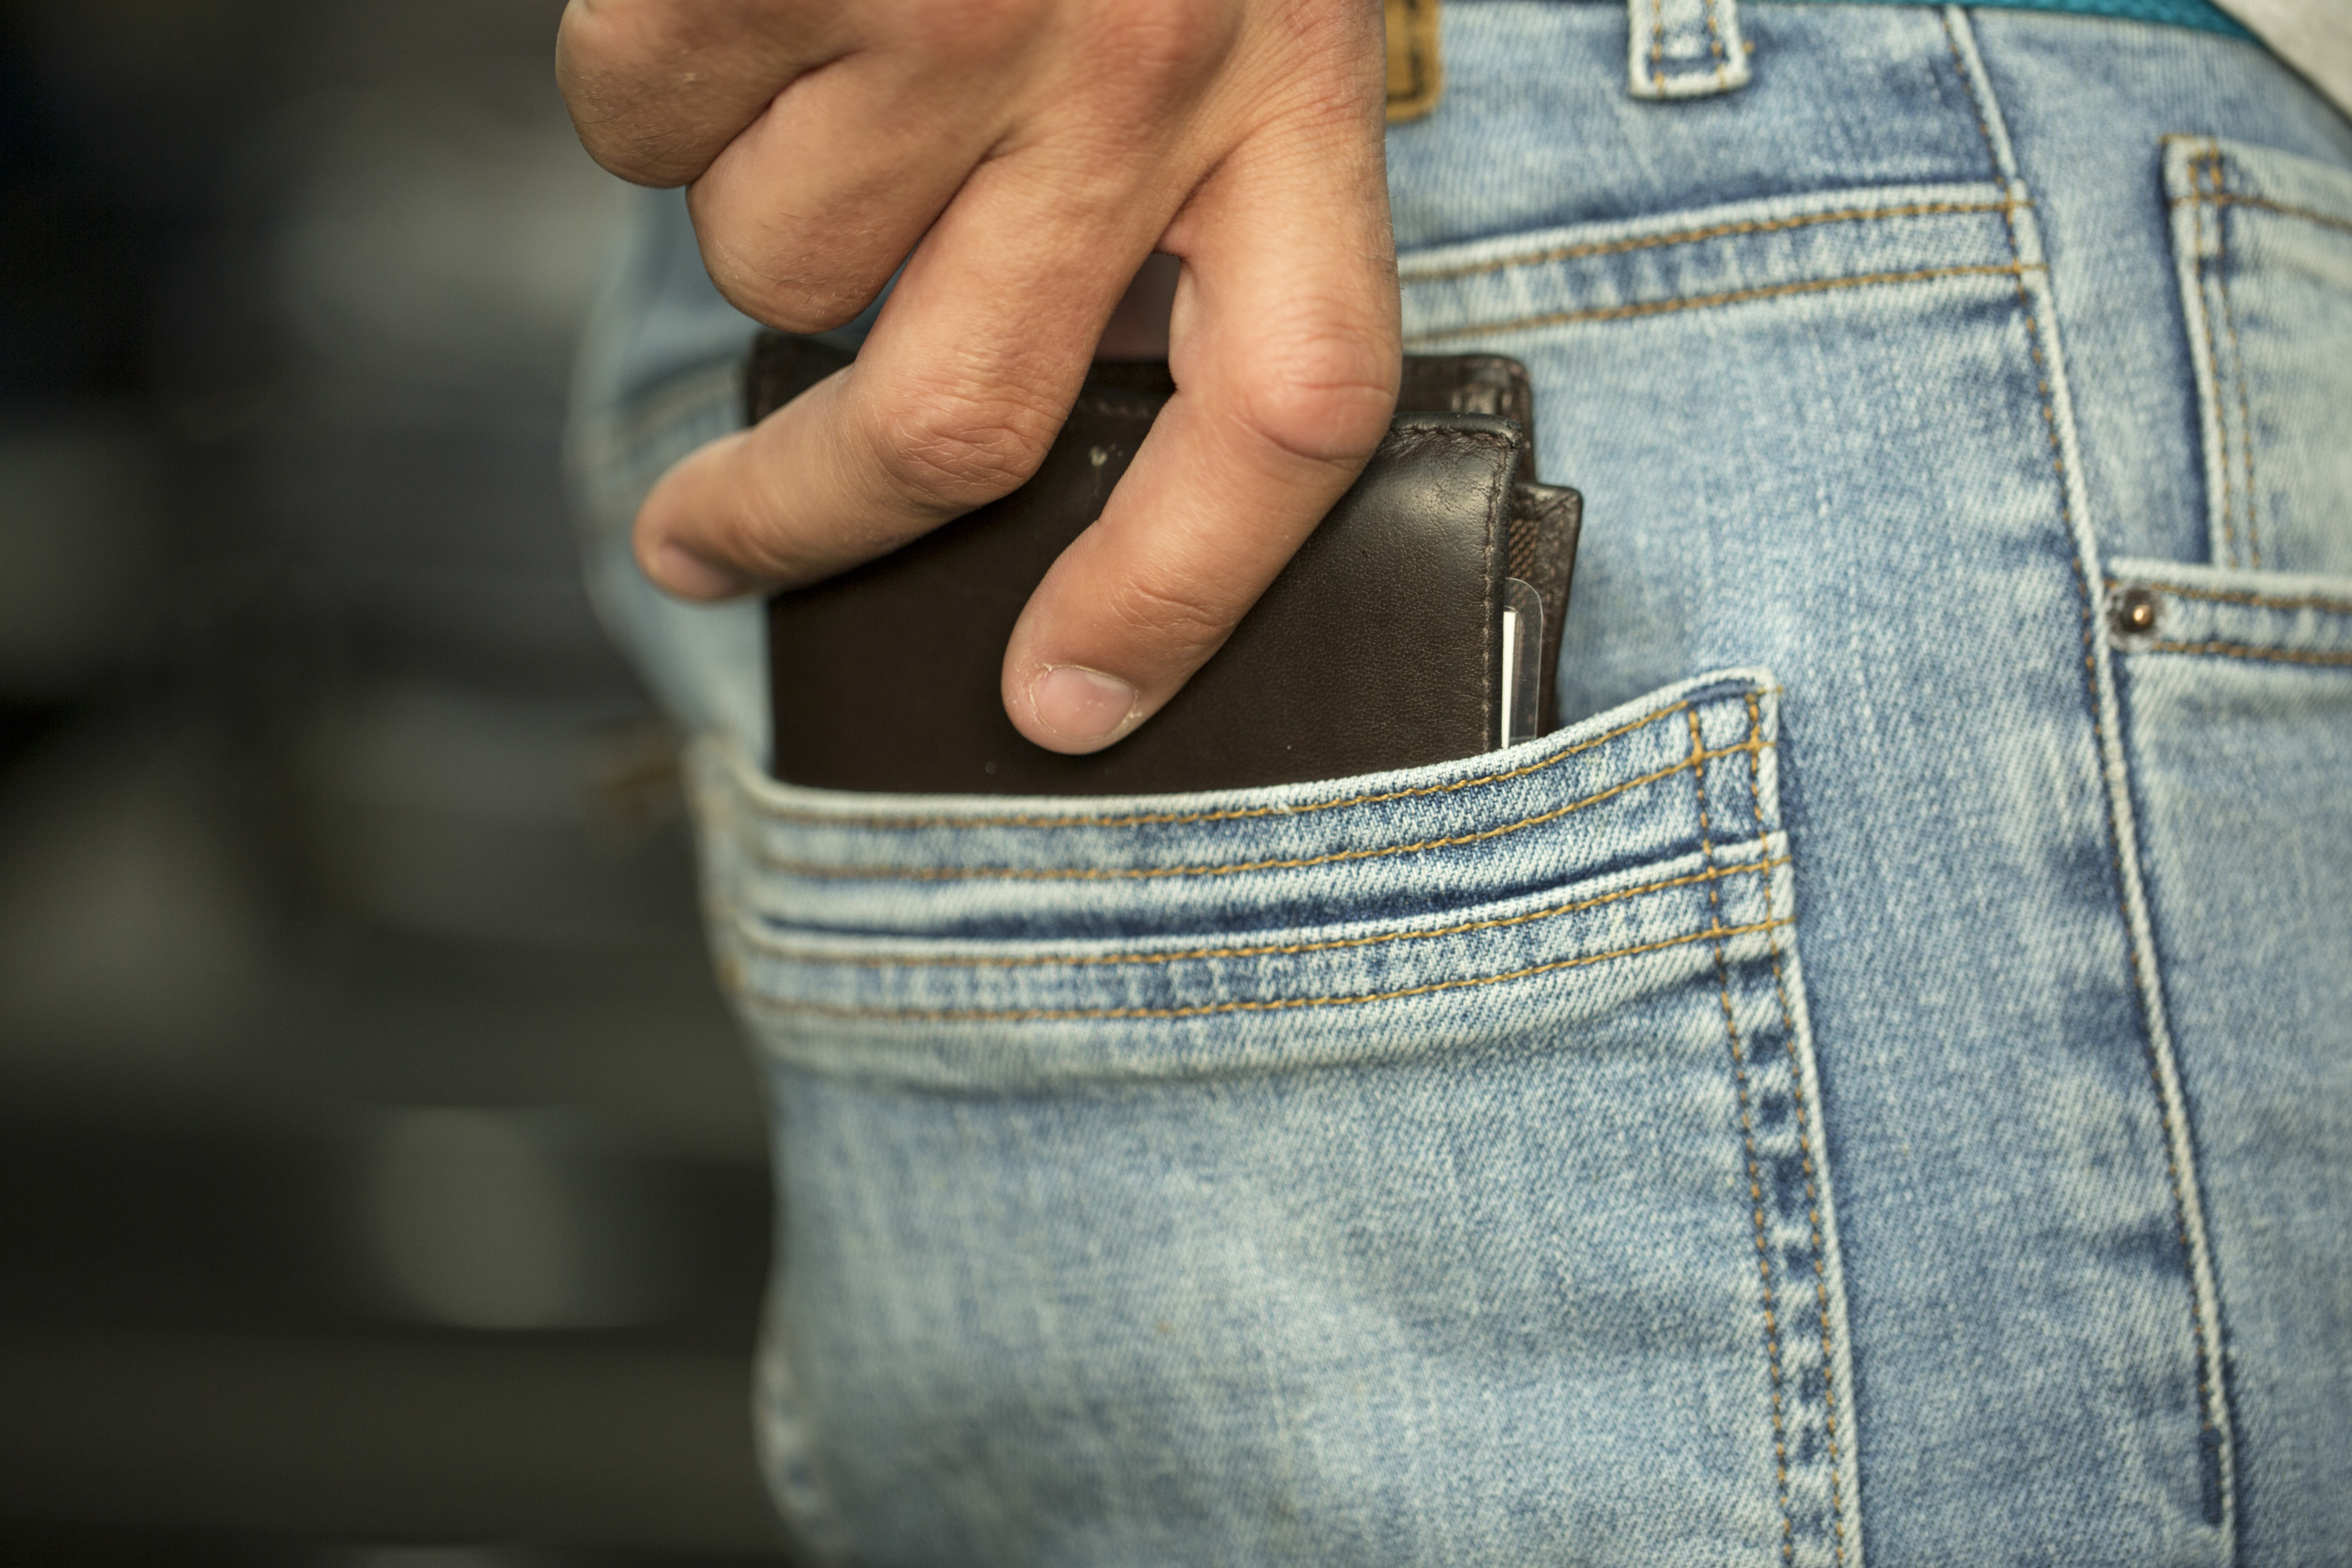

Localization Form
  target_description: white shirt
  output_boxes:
[2214,0,2352,115]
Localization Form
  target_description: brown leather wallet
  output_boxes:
[752,335,1580,795]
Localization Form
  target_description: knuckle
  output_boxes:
[872,386,1065,507]
[695,225,890,336]
[1098,564,1237,660]
[1082,0,1234,104]
[1228,347,1399,468]
[710,269,874,336]
[908,0,1055,61]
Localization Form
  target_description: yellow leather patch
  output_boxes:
[1384,0,1443,123]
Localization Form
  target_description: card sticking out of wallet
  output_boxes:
[751,336,1580,795]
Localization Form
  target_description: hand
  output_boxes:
[557,0,1400,753]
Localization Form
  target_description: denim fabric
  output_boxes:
[567,4,2352,1563]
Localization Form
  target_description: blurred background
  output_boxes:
[0,0,791,1562]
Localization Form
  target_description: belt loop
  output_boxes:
[1385,0,1444,122]
[1626,0,1752,100]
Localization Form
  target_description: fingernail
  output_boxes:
[1028,665,1139,745]
[648,539,755,600]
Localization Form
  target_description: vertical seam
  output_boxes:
[2189,155,2240,568]
[1649,0,1668,90]
[1702,0,1730,84]
[1694,706,1796,1564]
[2207,154,2262,568]
[1942,11,2231,1535]
[1744,692,1846,1568]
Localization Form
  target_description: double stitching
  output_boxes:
[1946,12,2233,1525]
[2201,149,2263,566]
[739,916,1794,1024]
[1635,0,1744,98]
[2164,189,2352,238]
[1692,706,1798,1561]
[1399,199,2024,285]
[1744,693,1847,1565]
[1405,265,2032,347]
[2103,576,2352,615]
[753,737,1771,882]
[2186,154,2243,566]
[1701,0,1729,80]
[2141,640,2352,666]
[738,855,1791,970]
[743,701,1688,831]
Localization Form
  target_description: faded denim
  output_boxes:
[566,4,2352,1563]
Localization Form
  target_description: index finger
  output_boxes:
[998,105,1400,751]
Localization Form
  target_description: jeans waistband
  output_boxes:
[1612,0,2254,103]
[1782,0,2252,42]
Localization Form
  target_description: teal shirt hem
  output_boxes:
[1780,0,2254,43]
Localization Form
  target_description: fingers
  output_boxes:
[684,46,1020,332]
[633,149,1172,597]
[556,0,852,186]
[999,97,1400,753]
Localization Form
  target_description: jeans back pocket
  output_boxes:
[697,672,1860,1568]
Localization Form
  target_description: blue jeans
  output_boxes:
[566,4,2352,1561]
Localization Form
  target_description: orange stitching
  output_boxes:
[1702,0,1728,81]
[2165,190,2352,238]
[1403,265,2031,347]
[1947,14,2227,1501]
[2188,155,2240,567]
[2103,577,2352,616]
[2142,639,2352,666]
[753,738,1771,882]
[1649,0,1667,90]
[746,702,1689,831]
[1692,706,1796,1562]
[738,855,1791,971]
[1398,200,2023,284]
[2206,156,2262,568]
[740,916,1796,1023]
[1742,693,1846,1566]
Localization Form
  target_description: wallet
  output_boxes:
[751,335,1580,795]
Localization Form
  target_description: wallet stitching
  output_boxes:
[739,917,1795,1022]
[1481,431,1504,741]
[1399,199,2024,284]
[2101,576,2352,616]
[745,697,1695,831]
[1403,263,2034,346]
[736,854,1790,969]
[748,737,1770,881]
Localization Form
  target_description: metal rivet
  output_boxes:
[2113,587,2159,637]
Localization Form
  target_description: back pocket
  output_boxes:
[698,672,1861,1568]
[2165,136,2352,574]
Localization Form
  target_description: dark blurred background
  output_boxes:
[0,0,790,1561]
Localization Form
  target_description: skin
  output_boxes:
[556,0,1401,753]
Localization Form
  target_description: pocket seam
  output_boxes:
[2104,575,2352,616]
[2184,145,2261,567]
[737,913,1794,1025]
[1396,197,2024,285]
[748,734,1773,883]
[1402,263,2031,347]
[736,697,1695,832]
[1738,689,1851,1563]
[735,853,1791,971]
[2137,641,2352,666]
[2164,189,2352,240]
